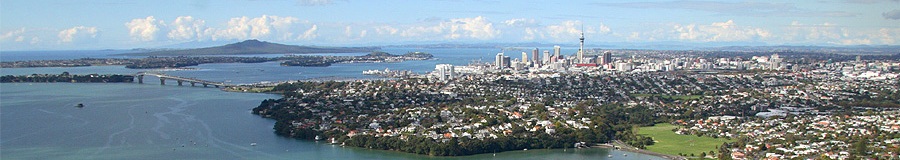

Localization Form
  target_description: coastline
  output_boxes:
[601,140,686,160]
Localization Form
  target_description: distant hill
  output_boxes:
[119,40,379,56]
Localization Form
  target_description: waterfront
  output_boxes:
[0,49,661,159]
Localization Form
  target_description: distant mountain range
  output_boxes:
[120,40,379,56]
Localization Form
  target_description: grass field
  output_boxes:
[636,123,733,157]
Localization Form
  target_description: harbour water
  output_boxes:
[0,49,663,160]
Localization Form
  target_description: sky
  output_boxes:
[1,0,898,50]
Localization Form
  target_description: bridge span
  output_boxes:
[135,72,234,88]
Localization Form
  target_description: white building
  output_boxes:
[617,62,633,72]
[435,64,455,81]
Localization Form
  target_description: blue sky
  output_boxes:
[1,0,898,50]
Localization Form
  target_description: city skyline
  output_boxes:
[1,0,899,50]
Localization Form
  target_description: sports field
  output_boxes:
[636,123,733,157]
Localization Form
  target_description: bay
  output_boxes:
[1,48,662,159]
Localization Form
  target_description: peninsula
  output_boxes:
[1,72,134,83]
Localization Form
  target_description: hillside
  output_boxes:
[120,40,378,56]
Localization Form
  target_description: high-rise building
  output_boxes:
[601,51,612,65]
[502,56,511,69]
[435,64,454,81]
[770,54,782,70]
[542,50,550,65]
[553,45,561,62]
[521,52,528,64]
[532,48,540,66]
[495,52,504,69]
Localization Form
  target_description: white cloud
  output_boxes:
[672,20,769,42]
[784,21,843,43]
[167,16,207,41]
[523,27,543,40]
[397,16,499,40]
[503,18,538,27]
[344,26,353,37]
[400,25,443,38]
[1,28,51,48]
[374,26,398,35]
[30,37,41,44]
[212,15,303,41]
[444,16,499,39]
[58,26,99,43]
[299,25,318,40]
[1,28,26,42]
[546,20,584,41]
[877,28,899,44]
[597,23,611,34]
[125,16,163,41]
[127,15,318,42]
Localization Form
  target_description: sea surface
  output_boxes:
[0,48,663,160]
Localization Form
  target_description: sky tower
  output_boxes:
[578,25,584,64]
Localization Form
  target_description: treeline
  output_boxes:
[1,72,134,83]
[343,134,575,156]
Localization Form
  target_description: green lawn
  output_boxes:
[636,123,733,157]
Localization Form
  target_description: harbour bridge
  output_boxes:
[135,72,234,88]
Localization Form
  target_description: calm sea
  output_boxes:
[0,48,663,160]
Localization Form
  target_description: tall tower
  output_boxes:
[578,26,585,64]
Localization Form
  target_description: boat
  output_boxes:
[315,135,321,141]
[608,155,612,158]
[75,103,84,108]
[250,142,257,146]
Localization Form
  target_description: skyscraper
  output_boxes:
[495,52,504,69]
[532,48,540,67]
[521,52,528,64]
[502,56,510,69]
[602,51,612,65]
[543,50,550,65]
[553,45,561,62]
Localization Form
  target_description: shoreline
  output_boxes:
[599,140,686,160]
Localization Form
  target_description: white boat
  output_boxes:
[250,142,257,146]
